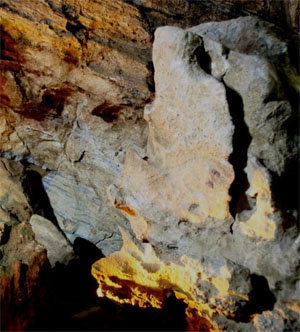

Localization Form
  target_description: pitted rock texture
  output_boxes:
[92,17,300,331]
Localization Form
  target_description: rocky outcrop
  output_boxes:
[92,17,300,331]
[1,0,299,255]
[29,214,74,267]
[0,1,299,331]
[0,0,152,254]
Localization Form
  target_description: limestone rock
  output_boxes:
[1,0,298,257]
[0,0,151,253]
[0,0,299,330]
[92,17,299,331]
[29,214,74,267]
[42,170,129,256]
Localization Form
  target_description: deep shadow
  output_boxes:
[91,103,123,123]
[223,83,252,219]
[26,238,188,331]
[73,237,104,265]
[26,238,104,331]
[269,160,300,230]
[146,61,155,93]
[194,42,212,75]
[233,274,276,323]
[268,68,300,219]
[21,168,60,228]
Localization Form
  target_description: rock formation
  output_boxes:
[0,0,299,255]
[92,17,300,331]
[0,0,299,331]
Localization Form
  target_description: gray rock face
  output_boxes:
[29,214,74,267]
[92,17,300,331]
[43,171,130,256]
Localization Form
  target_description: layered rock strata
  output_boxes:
[92,17,300,331]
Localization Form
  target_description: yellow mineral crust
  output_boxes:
[92,229,248,331]
[238,165,277,241]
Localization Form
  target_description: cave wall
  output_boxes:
[0,0,299,254]
[92,16,300,331]
[0,1,299,331]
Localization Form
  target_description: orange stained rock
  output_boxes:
[115,203,137,216]
[0,9,82,66]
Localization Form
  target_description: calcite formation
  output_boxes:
[92,17,300,331]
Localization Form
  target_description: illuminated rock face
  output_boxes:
[0,1,299,330]
[92,17,300,331]
[0,0,299,256]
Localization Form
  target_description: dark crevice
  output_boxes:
[288,45,300,75]
[261,66,299,217]
[232,274,276,323]
[223,82,252,219]
[27,238,104,331]
[62,4,88,45]
[92,103,124,123]
[74,150,86,163]
[146,61,155,93]
[0,224,11,245]
[26,238,188,331]
[272,69,299,216]
[129,3,155,35]
[18,263,29,293]
[21,167,59,229]
[269,163,300,230]
[13,73,29,102]
[194,42,212,75]
[62,5,78,21]
[65,21,88,45]
[73,237,104,265]
[277,67,300,113]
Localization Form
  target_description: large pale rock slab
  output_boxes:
[43,170,130,256]
[93,17,299,331]
[41,103,147,255]
[108,27,235,243]
[29,214,74,267]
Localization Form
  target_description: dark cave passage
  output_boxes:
[223,83,252,220]
[24,238,188,332]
